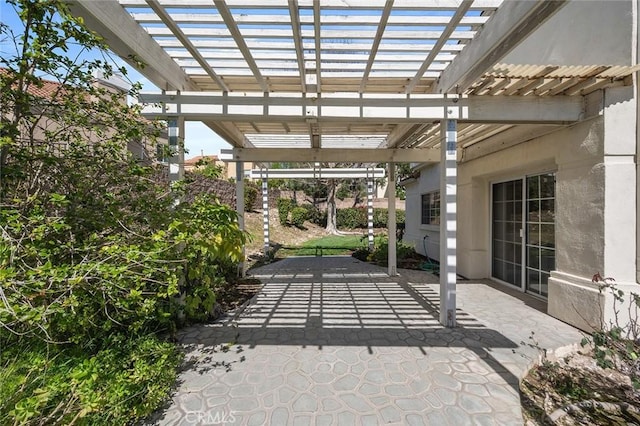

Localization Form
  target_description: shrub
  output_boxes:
[336,208,405,229]
[352,247,371,262]
[0,335,181,425]
[290,206,309,228]
[368,236,416,265]
[373,208,406,228]
[277,197,295,225]
[244,185,258,212]
[301,203,326,226]
[337,207,367,229]
[0,1,248,422]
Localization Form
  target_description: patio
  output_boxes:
[151,256,583,425]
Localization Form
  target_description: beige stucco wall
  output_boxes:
[404,86,638,332]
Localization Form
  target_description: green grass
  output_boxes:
[283,234,367,256]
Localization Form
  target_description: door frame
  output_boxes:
[489,171,556,297]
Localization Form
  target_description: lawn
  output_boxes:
[282,234,367,256]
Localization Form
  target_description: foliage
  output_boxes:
[277,197,295,225]
[337,207,368,229]
[290,206,308,228]
[580,273,640,388]
[336,207,406,229]
[336,180,365,202]
[373,208,406,228]
[351,247,371,262]
[170,195,246,323]
[300,203,326,227]
[193,157,224,179]
[0,1,247,422]
[244,183,258,212]
[368,235,417,265]
[0,334,181,425]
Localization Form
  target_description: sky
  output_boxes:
[0,1,231,159]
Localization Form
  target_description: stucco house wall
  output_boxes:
[403,86,638,332]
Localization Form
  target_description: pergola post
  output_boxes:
[261,168,270,256]
[440,119,457,327]
[367,168,375,251]
[236,161,245,277]
[167,118,184,183]
[387,163,397,276]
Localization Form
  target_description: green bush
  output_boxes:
[352,247,371,262]
[244,184,259,212]
[0,1,248,422]
[368,236,416,265]
[373,208,406,227]
[277,197,295,225]
[290,206,309,228]
[0,335,181,425]
[301,203,326,227]
[337,207,368,229]
[336,208,405,229]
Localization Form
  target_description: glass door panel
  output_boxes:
[492,179,523,287]
[525,173,555,297]
[492,173,556,297]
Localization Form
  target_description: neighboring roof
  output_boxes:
[0,68,69,99]
[184,155,220,167]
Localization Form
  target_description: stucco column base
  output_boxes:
[549,271,640,335]
[548,271,604,333]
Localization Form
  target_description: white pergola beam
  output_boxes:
[436,0,568,93]
[213,0,269,93]
[360,0,394,93]
[249,168,386,179]
[131,13,490,26]
[287,0,307,93]
[384,123,432,149]
[201,120,250,148]
[67,0,197,91]
[120,0,503,10]
[157,39,466,53]
[223,148,439,163]
[313,1,322,92]
[405,0,473,94]
[145,0,229,92]
[140,93,586,124]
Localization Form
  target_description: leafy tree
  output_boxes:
[0,1,246,422]
[193,156,224,179]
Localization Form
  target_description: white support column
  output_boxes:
[440,119,457,327]
[177,117,185,180]
[167,118,180,183]
[261,168,270,256]
[236,162,245,277]
[367,168,375,251]
[388,163,397,276]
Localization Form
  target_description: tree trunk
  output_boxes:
[325,179,338,234]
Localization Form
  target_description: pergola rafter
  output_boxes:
[68,0,639,328]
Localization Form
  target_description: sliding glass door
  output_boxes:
[492,173,555,297]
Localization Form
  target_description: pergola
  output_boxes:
[68,0,639,327]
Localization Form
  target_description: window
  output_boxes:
[421,191,440,225]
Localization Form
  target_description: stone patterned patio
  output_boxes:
[149,256,584,426]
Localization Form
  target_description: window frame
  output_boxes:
[421,191,440,226]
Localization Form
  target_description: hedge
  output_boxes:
[290,206,309,228]
[336,207,405,229]
[276,197,295,225]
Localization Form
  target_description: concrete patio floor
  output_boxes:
[151,256,584,425]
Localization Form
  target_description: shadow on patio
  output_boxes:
[160,256,584,425]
